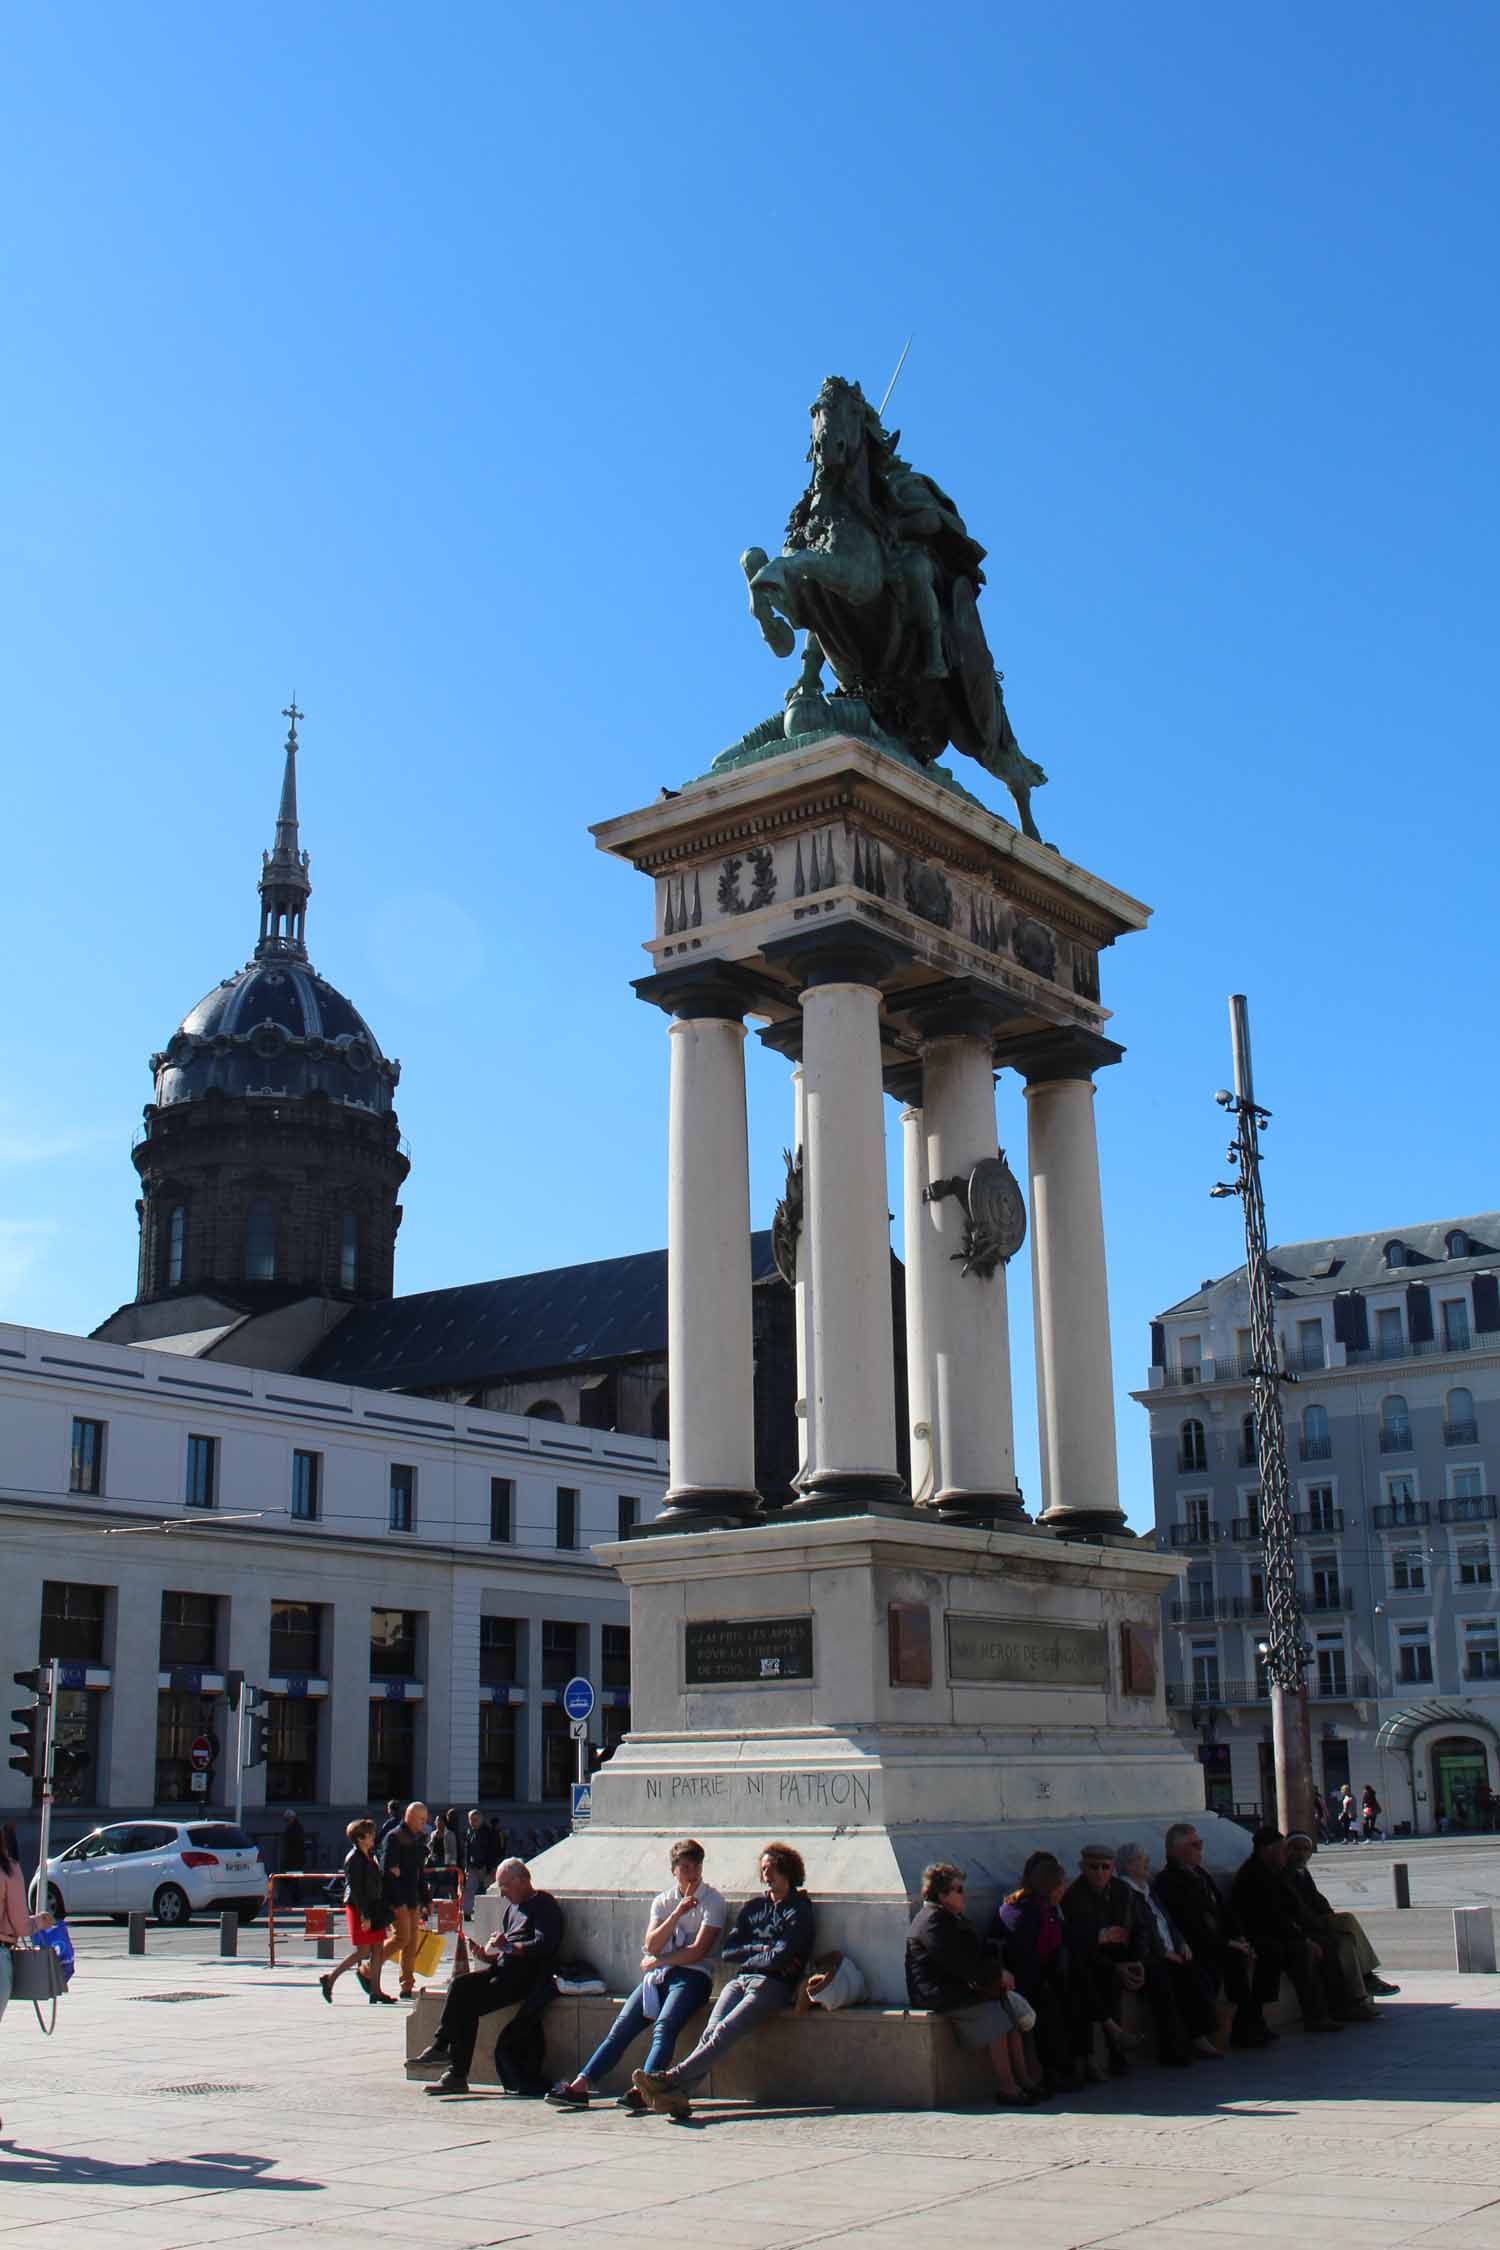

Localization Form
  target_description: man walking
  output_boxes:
[414,1857,563,2095]
[379,1801,432,2000]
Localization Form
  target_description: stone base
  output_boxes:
[404,1972,1309,2110]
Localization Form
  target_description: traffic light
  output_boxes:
[243,1686,270,1769]
[9,1668,46,1776]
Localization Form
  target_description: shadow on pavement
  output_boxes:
[0,2144,320,2193]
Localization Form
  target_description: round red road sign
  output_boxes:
[189,1735,214,1772]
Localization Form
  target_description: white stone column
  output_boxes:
[797,977,905,1508]
[899,1093,937,1505]
[792,1063,817,1488]
[637,962,763,1522]
[1019,1033,1126,1535]
[920,1034,1022,1519]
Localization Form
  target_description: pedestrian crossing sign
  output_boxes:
[571,1781,592,1825]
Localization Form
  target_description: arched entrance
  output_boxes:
[1430,1735,1489,1829]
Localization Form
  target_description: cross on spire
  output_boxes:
[282,697,304,735]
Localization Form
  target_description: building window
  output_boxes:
[489,1478,514,1543]
[185,1434,217,1509]
[527,1400,565,1423]
[1239,1413,1257,1468]
[1183,1495,1211,1542]
[1178,1334,1203,1382]
[155,1690,219,1804]
[1375,1307,1405,1358]
[1442,1297,1472,1352]
[39,1581,107,1664]
[541,1705,573,1800]
[1458,1540,1493,1588]
[1248,1571,1266,1614]
[1397,1626,1434,1684]
[1448,1231,1472,1259]
[556,1487,578,1551]
[367,1700,415,1803]
[370,1608,417,1679]
[1379,1396,1412,1452]
[1305,1485,1338,1532]
[1178,1419,1207,1473]
[1445,1388,1478,1444]
[340,1212,358,1292]
[1299,1404,1331,1461]
[290,1450,321,1522]
[1295,1318,1325,1369]
[1391,1547,1426,1592]
[160,1590,218,1668]
[70,1418,105,1495]
[479,1702,517,1798]
[270,1599,322,1677]
[388,1464,415,1533]
[1188,1641,1220,1701]
[1310,1554,1341,1608]
[1384,1240,1408,1269]
[1254,1647,1270,1699]
[266,1697,318,1802]
[1463,1620,1500,1682]
[542,1620,579,1688]
[602,1624,631,1691]
[479,1616,519,1687]
[1316,1636,1348,1697]
[166,1203,186,1288]
[246,1197,277,1282]
[618,1494,640,1540]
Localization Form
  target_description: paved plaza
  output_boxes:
[2,1905,1500,2250]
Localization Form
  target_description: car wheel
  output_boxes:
[153,1883,190,1927]
[46,1886,65,1920]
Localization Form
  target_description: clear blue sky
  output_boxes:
[5,4,1497,1527]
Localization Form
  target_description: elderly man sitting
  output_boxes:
[1115,1840,1222,2065]
[413,1856,563,2095]
[1284,1833,1398,2018]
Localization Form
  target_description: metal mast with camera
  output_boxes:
[1211,995,1314,1836]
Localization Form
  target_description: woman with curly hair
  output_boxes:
[634,1841,814,2120]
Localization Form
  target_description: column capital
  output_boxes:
[889,976,1030,1045]
[1004,1026,1125,1084]
[762,924,914,991]
[633,959,770,1022]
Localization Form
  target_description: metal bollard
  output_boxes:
[1454,1906,1497,1973]
[219,1910,239,1958]
[317,1934,336,1960]
[1392,1862,1411,1909]
[127,1910,147,1954]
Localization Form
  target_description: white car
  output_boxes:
[36,1820,269,1926]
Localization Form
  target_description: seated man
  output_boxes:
[906,1862,1041,2106]
[633,1842,813,2120]
[1284,1832,1398,2016]
[1060,1845,1147,2074]
[413,1856,563,2094]
[1230,1827,1347,2033]
[1114,1840,1221,2066]
[1153,1821,1277,2048]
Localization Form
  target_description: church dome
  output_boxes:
[153,960,398,1112]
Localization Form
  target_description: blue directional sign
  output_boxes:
[571,1781,593,1825]
[561,1675,595,1723]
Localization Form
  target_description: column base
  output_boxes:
[1041,1506,1131,1544]
[778,1470,912,1522]
[641,1486,763,1536]
[932,1489,1031,1530]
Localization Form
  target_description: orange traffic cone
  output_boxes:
[447,1929,471,1984]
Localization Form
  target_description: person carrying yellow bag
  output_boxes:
[379,1802,433,2000]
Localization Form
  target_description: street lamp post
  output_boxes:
[1211,994,1315,1838]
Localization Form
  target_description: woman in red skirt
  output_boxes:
[320,1818,395,2004]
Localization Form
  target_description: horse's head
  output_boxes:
[808,375,871,478]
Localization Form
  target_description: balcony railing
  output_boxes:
[1373,1500,1431,1529]
[1312,1672,1374,1700]
[1444,1421,1479,1446]
[1298,1435,1333,1461]
[1378,1427,1414,1453]
[1230,1593,1267,1619]
[1167,1671,1374,1709]
[1346,1330,1481,1367]
[1440,1493,1498,1524]
[1284,1343,1327,1373]
[1294,1507,1344,1534]
[1169,1595,1232,1624]
[1230,1517,1264,1543]
[1169,1522,1223,1548]
[1305,1586,1354,1612]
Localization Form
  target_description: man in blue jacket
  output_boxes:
[634,1842,814,2119]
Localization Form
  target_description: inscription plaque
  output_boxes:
[684,1615,814,1687]
[1120,1620,1157,1697]
[946,1612,1108,1689]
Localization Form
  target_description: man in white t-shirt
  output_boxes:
[546,1839,725,2110]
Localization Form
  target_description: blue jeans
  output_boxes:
[582,1965,711,2085]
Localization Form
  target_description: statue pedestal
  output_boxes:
[527,1515,1249,2004]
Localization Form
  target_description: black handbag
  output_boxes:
[9,1941,67,2033]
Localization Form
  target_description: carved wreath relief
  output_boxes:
[717,848,776,916]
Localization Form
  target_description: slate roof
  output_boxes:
[1156,1210,1500,1319]
[300,1232,781,1393]
[150,956,399,1112]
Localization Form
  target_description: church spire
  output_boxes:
[256,699,313,959]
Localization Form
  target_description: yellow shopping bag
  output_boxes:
[412,1927,446,1981]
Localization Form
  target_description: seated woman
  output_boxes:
[997,1851,1091,2089]
[906,1863,1042,2107]
[546,1838,725,2110]
[633,1842,814,2120]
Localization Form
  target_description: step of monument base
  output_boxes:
[402,1981,1309,2110]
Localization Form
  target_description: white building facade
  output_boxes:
[1138,1214,1500,1836]
[1,1321,667,1862]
